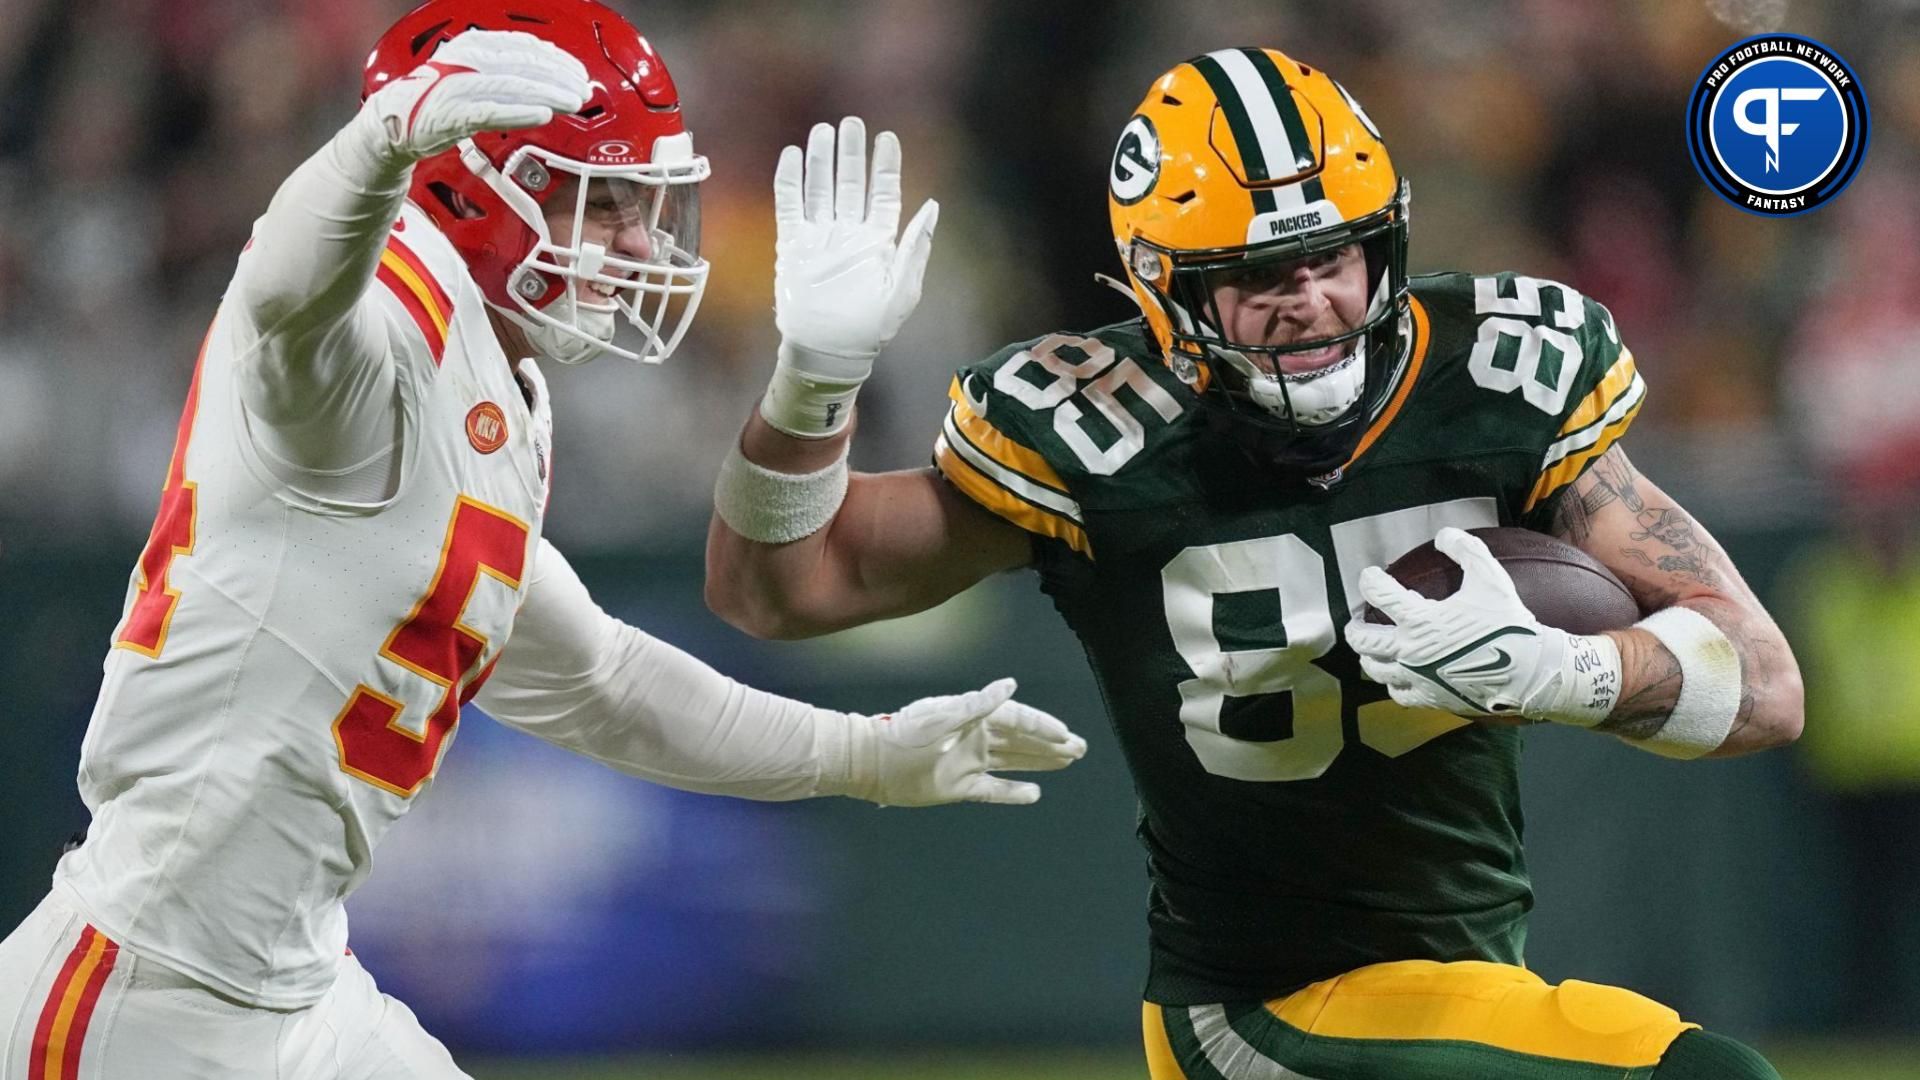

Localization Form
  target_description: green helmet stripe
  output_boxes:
[1189,52,1279,216]
[1240,48,1326,203]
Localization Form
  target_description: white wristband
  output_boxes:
[1625,607,1742,759]
[712,441,849,544]
[759,343,870,439]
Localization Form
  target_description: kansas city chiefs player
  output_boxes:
[0,3,1084,1077]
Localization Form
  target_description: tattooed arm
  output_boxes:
[1548,444,1803,757]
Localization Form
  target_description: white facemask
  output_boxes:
[477,136,710,365]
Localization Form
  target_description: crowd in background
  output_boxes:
[0,0,1911,548]
[4,0,1920,1044]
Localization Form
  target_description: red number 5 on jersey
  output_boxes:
[333,496,530,797]
[116,349,207,657]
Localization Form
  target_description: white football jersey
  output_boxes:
[55,201,556,1008]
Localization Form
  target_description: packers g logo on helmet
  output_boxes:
[1107,46,1411,478]
[1110,115,1161,205]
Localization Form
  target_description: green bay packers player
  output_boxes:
[709,49,1802,1079]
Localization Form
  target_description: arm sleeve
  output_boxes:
[226,107,422,481]
[473,538,860,800]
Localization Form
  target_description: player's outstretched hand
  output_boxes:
[362,30,591,164]
[759,117,939,437]
[848,678,1086,807]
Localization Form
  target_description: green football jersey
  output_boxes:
[933,271,1644,1005]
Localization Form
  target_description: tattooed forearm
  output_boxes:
[1589,447,1645,513]
[1554,445,1801,755]
[1715,599,1766,734]
[1621,547,1720,588]
[1570,447,1726,597]
[1549,481,1607,546]
[1624,507,1722,591]
[1598,598,1769,748]
[1595,630,1682,738]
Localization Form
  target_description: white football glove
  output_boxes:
[1343,528,1623,726]
[761,116,940,438]
[841,678,1086,807]
[359,30,591,166]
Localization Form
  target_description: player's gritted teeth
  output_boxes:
[1276,340,1351,376]
[1219,292,1355,363]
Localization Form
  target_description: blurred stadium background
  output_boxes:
[3,0,1918,1076]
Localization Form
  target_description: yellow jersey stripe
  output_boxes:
[941,407,1083,522]
[936,433,1092,558]
[1556,350,1637,438]
[946,377,1071,493]
[1540,371,1645,469]
[1524,390,1644,512]
[1141,1003,1184,1080]
[1266,959,1695,1069]
[380,248,451,342]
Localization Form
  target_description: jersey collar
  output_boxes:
[1331,292,1432,476]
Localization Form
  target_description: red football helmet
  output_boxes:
[364,0,709,364]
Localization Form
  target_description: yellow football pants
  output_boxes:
[1144,959,1698,1079]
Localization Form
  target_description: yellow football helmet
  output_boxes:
[1108,47,1410,475]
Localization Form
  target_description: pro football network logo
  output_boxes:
[1686,34,1869,216]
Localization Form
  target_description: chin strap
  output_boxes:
[506,297,613,366]
[1093,271,1138,305]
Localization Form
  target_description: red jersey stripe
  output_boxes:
[376,259,448,366]
[385,233,454,320]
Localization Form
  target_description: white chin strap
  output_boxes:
[508,290,617,366]
[1219,341,1367,427]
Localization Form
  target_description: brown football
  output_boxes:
[1362,527,1641,634]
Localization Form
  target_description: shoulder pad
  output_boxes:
[934,321,1184,558]
[1412,272,1643,514]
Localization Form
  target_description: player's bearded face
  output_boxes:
[1207,243,1369,376]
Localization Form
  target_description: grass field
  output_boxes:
[467,1043,1920,1080]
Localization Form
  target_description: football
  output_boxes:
[1363,527,1641,634]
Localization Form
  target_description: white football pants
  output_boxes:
[0,889,468,1079]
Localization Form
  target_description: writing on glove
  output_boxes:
[1343,527,1621,726]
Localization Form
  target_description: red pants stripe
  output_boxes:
[28,924,119,1080]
